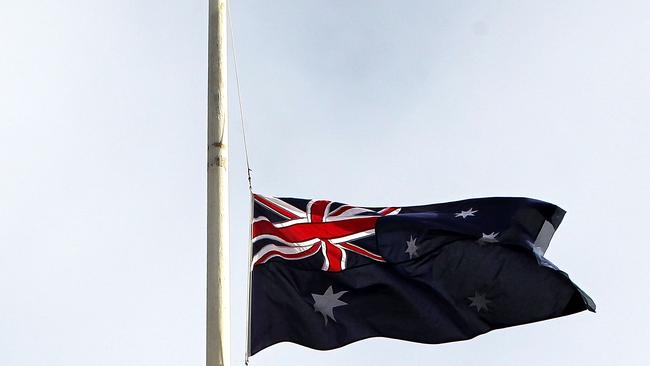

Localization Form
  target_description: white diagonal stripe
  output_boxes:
[252,243,321,266]
[252,235,321,247]
[260,196,307,218]
[252,216,309,228]
[329,229,376,244]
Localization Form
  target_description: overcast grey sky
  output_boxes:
[1,1,649,365]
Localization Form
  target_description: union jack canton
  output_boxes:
[252,194,400,272]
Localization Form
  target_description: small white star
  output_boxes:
[404,235,419,259]
[455,208,478,219]
[468,291,492,312]
[312,286,348,325]
[479,232,500,244]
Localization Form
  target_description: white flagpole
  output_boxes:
[207,0,229,366]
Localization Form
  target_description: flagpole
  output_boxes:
[207,0,229,366]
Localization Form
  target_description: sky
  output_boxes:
[1,0,649,365]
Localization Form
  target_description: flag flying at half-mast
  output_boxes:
[249,194,595,355]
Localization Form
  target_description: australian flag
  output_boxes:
[249,194,595,355]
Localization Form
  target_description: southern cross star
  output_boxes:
[479,232,500,244]
[312,286,348,325]
[405,235,419,259]
[454,208,478,219]
[468,291,491,312]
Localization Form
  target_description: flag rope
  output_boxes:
[228,3,253,193]
[244,194,254,365]
[227,5,254,365]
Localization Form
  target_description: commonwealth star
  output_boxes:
[312,286,348,325]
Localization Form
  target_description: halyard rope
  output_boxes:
[228,3,253,193]
[228,5,254,366]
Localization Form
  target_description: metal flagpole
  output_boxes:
[207,0,229,365]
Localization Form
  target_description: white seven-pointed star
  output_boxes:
[312,286,348,325]
[479,232,500,243]
[455,208,478,219]
[404,235,419,259]
[468,291,492,312]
